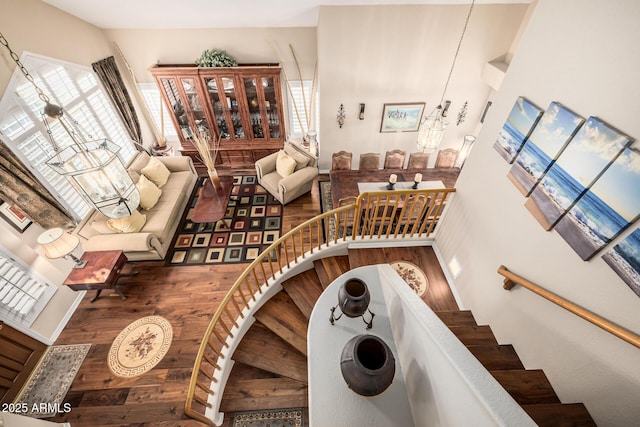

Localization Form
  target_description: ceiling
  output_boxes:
[41,0,531,29]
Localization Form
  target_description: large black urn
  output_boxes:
[330,278,375,329]
[340,334,396,396]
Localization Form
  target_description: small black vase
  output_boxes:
[338,279,370,318]
[340,334,396,396]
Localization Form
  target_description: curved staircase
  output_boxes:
[217,250,595,426]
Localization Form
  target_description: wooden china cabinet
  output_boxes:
[149,64,286,170]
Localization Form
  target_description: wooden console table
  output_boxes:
[191,175,235,224]
[63,250,136,303]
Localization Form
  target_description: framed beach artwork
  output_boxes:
[524,116,632,231]
[0,201,32,233]
[602,228,640,298]
[555,148,640,260]
[507,102,584,196]
[493,96,544,163]
[380,102,425,133]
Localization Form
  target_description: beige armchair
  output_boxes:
[255,142,318,205]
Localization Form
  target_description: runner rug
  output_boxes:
[15,343,91,418]
[232,407,304,427]
[167,175,283,265]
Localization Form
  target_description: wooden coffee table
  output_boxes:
[63,250,137,302]
[191,175,235,224]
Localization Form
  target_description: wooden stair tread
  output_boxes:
[233,324,307,383]
[448,325,498,346]
[522,403,596,426]
[465,344,525,371]
[254,291,308,355]
[490,369,560,405]
[435,310,477,327]
[282,270,324,320]
[314,255,350,289]
[220,377,308,412]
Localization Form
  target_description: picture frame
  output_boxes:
[380,102,425,133]
[0,201,33,233]
[602,228,640,298]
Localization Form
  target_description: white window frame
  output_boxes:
[0,52,137,221]
[138,82,179,143]
[286,80,319,139]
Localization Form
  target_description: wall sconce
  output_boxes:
[337,104,345,128]
[359,103,365,120]
[456,101,468,126]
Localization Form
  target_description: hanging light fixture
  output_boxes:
[0,32,139,218]
[417,0,475,153]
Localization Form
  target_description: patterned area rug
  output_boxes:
[108,316,173,378]
[391,261,429,297]
[15,344,91,418]
[318,180,336,240]
[167,175,283,265]
[233,408,304,427]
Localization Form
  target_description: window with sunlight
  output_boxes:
[0,52,136,221]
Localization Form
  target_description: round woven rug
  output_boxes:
[108,315,173,378]
[390,261,429,297]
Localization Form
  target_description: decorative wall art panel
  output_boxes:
[507,102,584,196]
[493,96,543,163]
[602,228,640,298]
[554,148,640,260]
[380,103,425,132]
[524,116,632,230]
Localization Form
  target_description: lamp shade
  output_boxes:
[37,228,80,259]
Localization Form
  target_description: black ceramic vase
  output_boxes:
[340,334,396,396]
[338,278,370,317]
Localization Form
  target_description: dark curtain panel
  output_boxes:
[92,56,143,145]
[0,141,75,230]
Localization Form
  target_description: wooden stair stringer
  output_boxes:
[314,255,350,289]
[253,291,308,355]
[282,269,324,320]
[232,323,307,383]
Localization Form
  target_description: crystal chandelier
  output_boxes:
[0,31,139,218]
[417,0,475,153]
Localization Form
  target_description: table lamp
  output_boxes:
[37,228,87,269]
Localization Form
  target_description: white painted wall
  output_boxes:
[436,1,640,425]
[316,4,528,170]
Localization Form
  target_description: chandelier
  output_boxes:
[417,0,475,153]
[0,32,139,218]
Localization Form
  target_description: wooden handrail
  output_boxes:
[498,265,640,349]
[183,188,456,425]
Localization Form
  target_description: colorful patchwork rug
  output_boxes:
[167,175,283,265]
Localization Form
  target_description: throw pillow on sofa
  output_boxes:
[107,210,147,233]
[284,145,310,170]
[276,150,297,177]
[141,157,170,188]
[136,175,162,210]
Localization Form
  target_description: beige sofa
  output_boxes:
[74,152,198,261]
[255,142,318,205]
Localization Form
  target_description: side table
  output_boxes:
[63,250,137,303]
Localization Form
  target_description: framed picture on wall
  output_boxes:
[380,102,425,132]
[0,201,33,233]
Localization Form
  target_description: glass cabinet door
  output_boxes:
[160,78,192,141]
[243,77,265,139]
[180,77,210,138]
[204,76,245,140]
[261,77,281,139]
[204,77,229,139]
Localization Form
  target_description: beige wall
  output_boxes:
[436,1,640,425]
[0,0,109,344]
[316,4,528,170]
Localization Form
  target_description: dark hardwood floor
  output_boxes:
[50,175,456,426]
